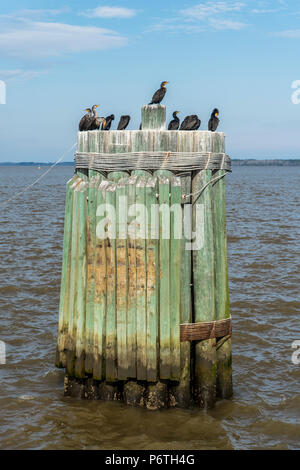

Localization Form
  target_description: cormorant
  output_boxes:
[208,108,220,132]
[168,111,180,130]
[117,115,131,130]
[79,108,92,131]
[149,81,169,105]
[102,114,115,130]
[180,115,201,131]
[88,105,106,130]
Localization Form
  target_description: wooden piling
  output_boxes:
[57,105,232,409]
[65,179,84,377]
[192,170,217,409]
[56,175,79,369]
[105,182,118,382]
[141,105,166,130]
[213,169,232,399]
[145,176,159,382]
[93,179,108,380]
[135,176,148,381]
[74,181,88,378]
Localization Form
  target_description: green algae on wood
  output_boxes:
[145,176,159,382]
[192,169,217,409]
[56,175,79,369]
[212,169,232,399]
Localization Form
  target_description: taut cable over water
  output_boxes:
[0,142,77,209]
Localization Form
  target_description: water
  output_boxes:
[0,165,299,450]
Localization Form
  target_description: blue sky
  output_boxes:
[0,0,300,161]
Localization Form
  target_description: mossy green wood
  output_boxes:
[116,177,129,380]
[88,131,101,180]
[56,175,79,368]
[192,169,217,408]
[85,174,99,374]
[74,181,88,378]
[170,177,182,381]
[173,133,193,405]
[65,180,82,376]
[135,177,148,380]
[85,174,103,375]
[141,105,166,130]
[77,132,89,181]
[213,169,232,399]
[105,182,118,382]
[108,172,129,183]
[157,175,171,379]
[145,176,159,382]
[93,179,108,380]
[126,176,138,378]
[176,174,192,406]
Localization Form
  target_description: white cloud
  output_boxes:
[83,6,137,19]
[0,20,127,58]
[275,29,300,38]
[210,18,247,30]
[149,1,247,33]
[0,69,45,82]
[180,2,245,19]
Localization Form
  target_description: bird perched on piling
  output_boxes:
[102,114,115,130]
[180,115,201,130]
[168,111,180,130]
[88,105,106,130]
[79,108,92,131]
[117,115,131,130]
[208,108,220,132]
[149,81,169,105]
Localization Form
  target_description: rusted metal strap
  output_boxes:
[180,316,232,342]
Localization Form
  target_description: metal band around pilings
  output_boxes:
[75,151,231,173]
[180,316,232,342]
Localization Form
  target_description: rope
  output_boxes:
[75,151,231,172]
[0,142,77,209]
[182,170,230,206]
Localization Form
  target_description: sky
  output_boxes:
[0,0,300,161]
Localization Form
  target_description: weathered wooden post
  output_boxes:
[56,105,232,409]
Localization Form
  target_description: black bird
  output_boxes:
[168,111,180,130]
[102,114,115,130]
[79,108,92,131]
[88,105,106,130]
[139,123,142,130]
[117,115,131,130]
[180,115,201,131]
[208,108,220,132]
[149,81,169,105]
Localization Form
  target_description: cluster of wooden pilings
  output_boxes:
[56,105,232,410]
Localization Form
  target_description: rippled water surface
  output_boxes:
[0,165,299,450]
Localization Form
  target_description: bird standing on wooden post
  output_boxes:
[208,109,220,132]
[89,105,106,130]
[149,81,169,105]
[117,115,131,130]
[102,114,115,130]
[180,115,201,130]
[168,111,180,130]
[79,108,92,131]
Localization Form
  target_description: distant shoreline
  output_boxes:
[1,159,300,167]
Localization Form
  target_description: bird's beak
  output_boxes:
[103,120,106,128]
